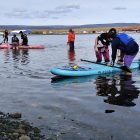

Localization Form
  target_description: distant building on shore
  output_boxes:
[122,27,139,32]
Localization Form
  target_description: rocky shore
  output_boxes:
[0,111,44,140]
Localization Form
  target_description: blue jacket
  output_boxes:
[111,33,139,63]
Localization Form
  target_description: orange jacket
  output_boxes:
[68,32,75,42]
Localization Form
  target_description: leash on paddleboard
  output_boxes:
[80,59,132,73]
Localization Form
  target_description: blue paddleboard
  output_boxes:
[51,61,139,77]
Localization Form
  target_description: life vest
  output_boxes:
[68,32,75,42]
[117,33,134,45]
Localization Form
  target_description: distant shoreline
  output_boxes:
[0,23,140,35]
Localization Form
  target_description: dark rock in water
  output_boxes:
[38,116,43,119]
[9,112,22,119]
[105,110,115,113]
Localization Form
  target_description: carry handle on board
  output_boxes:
[80,59,132,73]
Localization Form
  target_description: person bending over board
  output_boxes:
[94,32,111,63]
[107,28,139,73]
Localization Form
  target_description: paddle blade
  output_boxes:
[120,66,132,73]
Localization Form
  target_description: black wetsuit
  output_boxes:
[21,33,28,45]
[98,33,110,46]
[3,30,9,43]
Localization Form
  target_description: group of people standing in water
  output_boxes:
[2,29,28,48]
[2,27,139,74]
[67,28,139,74]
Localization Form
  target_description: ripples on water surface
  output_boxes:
[0,34,140,140]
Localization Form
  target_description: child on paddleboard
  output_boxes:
[11,34,19,49]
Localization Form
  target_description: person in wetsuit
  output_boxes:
[20,31,28,46]
[3,29,9,43]
[94,32,111,63]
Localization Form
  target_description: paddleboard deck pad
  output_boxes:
[51,62,139,77]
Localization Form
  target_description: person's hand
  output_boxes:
[107,62,114,66]
[107,63,113,66]
[95,47,99,52]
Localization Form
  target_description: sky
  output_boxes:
[0,0,140,25]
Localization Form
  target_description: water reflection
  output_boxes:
[3,49,10,63]
[68,50,75,64]
[51,74,98,85]
[12,49,20,62]
[95,75,140,107]
[11,49,30,65]
[21,50,29,65]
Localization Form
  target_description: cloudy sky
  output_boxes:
[0,0,140,25]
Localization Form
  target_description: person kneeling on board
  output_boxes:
[20,31,28,46]
[11,34,19,49]
[107,28,139,74]
[94,32,111,63]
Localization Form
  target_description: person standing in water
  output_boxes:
[3,29,9,43]
[94,32,111,63]
[67,29,75,51]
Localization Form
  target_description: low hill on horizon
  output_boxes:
[0,23,140,30]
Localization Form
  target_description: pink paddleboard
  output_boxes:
[0,43,45,49]
[0,43,11,49]
[18,45,45,49]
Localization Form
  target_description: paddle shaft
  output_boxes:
[80,59,132,73]
[81,59,121,67]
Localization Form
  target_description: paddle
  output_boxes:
[80,59,132,73]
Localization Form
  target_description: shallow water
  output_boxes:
[0,33,140,140]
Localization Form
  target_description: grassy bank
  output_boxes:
[1,25,140,35]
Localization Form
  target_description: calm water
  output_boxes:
[0,34,140,140]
